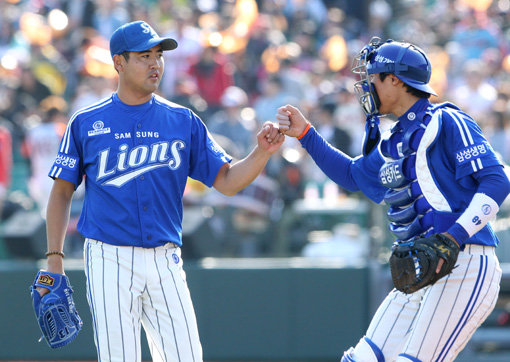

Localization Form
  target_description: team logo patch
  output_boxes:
[172,253,180,264]
[88,120,111,136]
[482,204,491,215]
[407,112,416,120]
[37,274,55,286]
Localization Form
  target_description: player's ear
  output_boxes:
[390,74,403,86]
[113,54,125,72]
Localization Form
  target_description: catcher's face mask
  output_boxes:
[352,36,384,116]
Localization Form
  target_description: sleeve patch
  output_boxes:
[55,153,79,170]
[455,142,490,165]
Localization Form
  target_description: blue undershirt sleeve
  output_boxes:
[472,165,510,205]
[299,126,387,203]
[447,165,510,244]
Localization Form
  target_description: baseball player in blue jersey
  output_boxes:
[35,21,284,361]
[277,37,510,361]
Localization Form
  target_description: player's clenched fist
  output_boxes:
[276,104,310,138]
[257,121,285,153]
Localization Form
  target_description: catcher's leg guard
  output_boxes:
[396,353,422,362]
[342,337,384,362]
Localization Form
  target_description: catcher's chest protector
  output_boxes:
[379,104,454,242]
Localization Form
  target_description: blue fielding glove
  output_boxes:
[30,270,83,348]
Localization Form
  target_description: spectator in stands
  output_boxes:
[170,75,208,118]
[15,67,52,113]
[160,8,203,98]
[91,0,129,40]
[451,9,502,64]
[71,77,113,114]
[187,45,234,117]
[450,59,498,122]
[313,98,351,151]
[208,86,256,157]
[22,99,67,215]
[253,76,298,125]
[0,123,12,220]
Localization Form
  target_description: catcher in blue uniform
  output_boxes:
[31,21,284,359]
[277,37,510,361]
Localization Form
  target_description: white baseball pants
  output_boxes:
[351,244,501,362]
[84,238,203,362]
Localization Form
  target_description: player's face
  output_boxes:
[372,73,399,115]
[121,45,165,96]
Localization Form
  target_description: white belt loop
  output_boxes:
[86,238,101,245]
[464,244,495,255]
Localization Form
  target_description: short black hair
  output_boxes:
[379,73,431,99]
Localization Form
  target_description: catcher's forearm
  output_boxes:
[448,169,510,244]
[298,126,359,191]
[447,193,499,245]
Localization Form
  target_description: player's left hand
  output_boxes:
[257,121,285,154]
[30,270,83,348]
[435,233,459,273]
[389,233,460,294]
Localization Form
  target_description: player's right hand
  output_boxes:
[276,104,310,138]
[257,121,285,154]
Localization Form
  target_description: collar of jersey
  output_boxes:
[112,93,155,113]
[397,98,431,130]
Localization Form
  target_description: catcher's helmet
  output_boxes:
[352,37,436,115]
[367,39,436,96]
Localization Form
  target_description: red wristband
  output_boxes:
[297,123,311,140]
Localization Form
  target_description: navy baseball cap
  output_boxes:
[110,21,178,57]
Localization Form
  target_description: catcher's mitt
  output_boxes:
[30,270,83,348]
[389,233,460,294]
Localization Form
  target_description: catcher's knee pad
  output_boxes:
[396,353,422,362]
[342,337,384,362]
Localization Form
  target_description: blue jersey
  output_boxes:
[49,93,231,247]
[299,98,505,247]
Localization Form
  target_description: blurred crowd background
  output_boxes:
[1,0,510,261]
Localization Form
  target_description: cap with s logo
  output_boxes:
[109,21,178,57]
